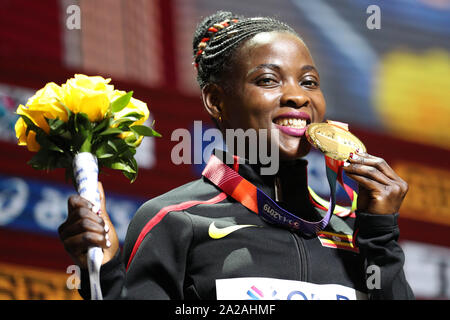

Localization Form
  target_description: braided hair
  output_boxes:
[193,11,299,89]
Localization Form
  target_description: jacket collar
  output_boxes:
[211,149,317,218]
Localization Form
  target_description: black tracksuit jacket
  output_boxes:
[79,151,414,300]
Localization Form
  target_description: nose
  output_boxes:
[280,82,310,108]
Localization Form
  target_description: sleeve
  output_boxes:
[354,211,415,300]
[78,201,194,300]
[121,206,194,299]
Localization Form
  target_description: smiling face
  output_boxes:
[216,31,326,161]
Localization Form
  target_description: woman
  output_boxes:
[58,11,414,300]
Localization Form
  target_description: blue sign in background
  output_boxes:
[0,173,146,243]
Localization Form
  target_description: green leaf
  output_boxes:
[20,115,44,135]
[111,91,133,113]
[95,143,109,158]
[93,117,112,134]
[130,125,162,137]
[119,149,134,159]
[122,170,137,183]
[111,117,136,128]
[28,149,61,171]
[39,139,64,153]
[108,161,136,173]
[75,112,91,131]
[79,137,92,153]
[55,155,72,169]
[124,131,139,146]
[110,138,129,153]
[94,141,117,159]
[59,130,72,141]
[97,152,114,159]
[107,140,118,152]
[27,151,48,170]
[56,98,73,118]
[69,112,93,153]
[99,127,123,136]
[122,112,144,120]
[129,157,138,172]
[47,118,63,129]
[20,115,66,154]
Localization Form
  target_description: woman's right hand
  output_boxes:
[58,182,119,269]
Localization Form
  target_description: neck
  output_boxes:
[212,149,317,219]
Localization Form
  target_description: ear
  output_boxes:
[201,83,225,122]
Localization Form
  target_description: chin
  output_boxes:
[279,138,311,161]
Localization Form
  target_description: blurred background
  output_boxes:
[0,0,449,300]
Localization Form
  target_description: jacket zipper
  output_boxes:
[290,232,308,281]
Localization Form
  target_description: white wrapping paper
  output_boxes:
[73,152,103,300]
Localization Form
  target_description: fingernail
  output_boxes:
[104,224,109,233]
[350,152,359,160]
[105,233,109,241]
[106,240,111,248]
[92,205,100,214]
[344,161,350,167]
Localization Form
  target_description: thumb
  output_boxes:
[97,181,108,220]
[97,181,119,264]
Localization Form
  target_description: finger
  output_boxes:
[66,195,99,224]
[63,232,108,255]
[351,151,399,181]
[68,195,94,212]
[97,182,110,225]
[350,152,409,195]
[97,181,114,233]
[344,171,386,192]
[59,216,105,241]
[98,182,106,213]
[60,206,104,234]
[343,161,392,186]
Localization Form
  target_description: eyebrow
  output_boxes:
[247,64,280,76]
[301,65,318,73]
[247,63,318,76]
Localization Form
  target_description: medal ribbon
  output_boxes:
[202,154,356,236]
[308,156,358,217]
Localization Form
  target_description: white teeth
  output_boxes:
[275,118,307,129]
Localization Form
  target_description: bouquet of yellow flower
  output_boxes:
[15,74,160,182]
[14,74,161,300]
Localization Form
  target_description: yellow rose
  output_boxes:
[16,103,53,152]
[25,82,68,122]
[62,74,114,122]
[110,90,150,126]
[118,131,144,148]
[14,82,68,152]
[15,117,40,152]
[16,104,50,134]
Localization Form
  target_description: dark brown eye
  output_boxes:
[256,76,278,86]
[301,78,319,88]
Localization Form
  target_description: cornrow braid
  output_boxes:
[193,11,298,89]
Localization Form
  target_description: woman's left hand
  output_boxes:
[342,151,409,215]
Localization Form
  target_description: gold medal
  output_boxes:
[306,121,366,161]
